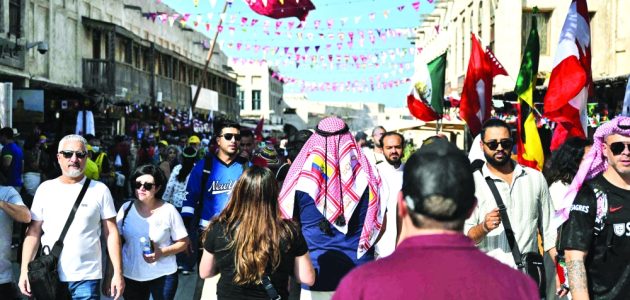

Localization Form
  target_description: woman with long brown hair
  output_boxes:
[199,166,315,299]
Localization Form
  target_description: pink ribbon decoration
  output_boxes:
[412,2,420,11]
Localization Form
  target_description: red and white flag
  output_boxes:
[459,33,494,136]
[543,0,592,150]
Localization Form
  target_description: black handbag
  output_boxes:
[484,175,546,297]
[27,179,91,300]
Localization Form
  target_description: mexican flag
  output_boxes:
[515,12,544,171]
[407,53,446,122]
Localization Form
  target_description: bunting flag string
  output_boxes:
[230,57,414,72]
[148,0,427,31]
[220,41,420,58]
[274,74,412,93]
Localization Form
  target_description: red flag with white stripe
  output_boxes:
[459,33,493,136]
[543,0,592,150]
[245,0,316,22]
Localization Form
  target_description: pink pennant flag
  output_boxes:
[228,27,235,35]
[412,2,420,11]
[352,55,358,63]
[328,55,333,62]
[337,43,343,50]
[348,32,354,41]
[236,43,242,50]
[241,17,248,26]
[326,44,331,51]
[347,41,353,49]
[245,44,251,51]
[183,13,191,22]
[217,25,223,32]
[205,23,211,31]
[263,20,270,28]
[251,19,259,26]
[284,47,289,54]
[275,20,283,30]
[397,5,405,11]
[428,0,434,3]
[369,13,375,21]
[327,19,334,29]
[288,21,295,30]
[314,20,321,29]
[416,47,423,54]
[275,31,282,36]
[359,39,364,47]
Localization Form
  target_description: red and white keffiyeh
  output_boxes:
[278,117,383,258]
[553,116,630,228]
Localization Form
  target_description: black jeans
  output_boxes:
[123,272,179,300]
[0,282,20,300]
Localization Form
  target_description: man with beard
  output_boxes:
[19,134,124,299]
[465,119,557,271]
[555,116,630,299]
[375,132,405,258]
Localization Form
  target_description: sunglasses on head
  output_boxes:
[134,181,155,190]
[220,133,242,141]
[58,150,87,159]
[609,142,630,156]
[483,139,514,151]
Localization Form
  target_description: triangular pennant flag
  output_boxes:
[327,19,334,29]
[276,20,283,30]
[412,2,420,11]
[397,5,405,11]
[205,23,211,31]
[294,47,299,53]
[284,47,289,54]
[315,45,320,52]
[314,20,321,29]
[194,0,199,7]
[288,21,295,30]
[251,19,258,26]
[304,46,310,53]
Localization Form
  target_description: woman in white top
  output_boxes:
[543,137,591,300]
[162,146,198,274]
[545,137,592,210]
[117,164,189,300]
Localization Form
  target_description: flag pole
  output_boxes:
[191,0,229,112]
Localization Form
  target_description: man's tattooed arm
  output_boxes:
[566,259,589,300]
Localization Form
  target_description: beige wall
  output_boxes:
[230,62,285,124]
[415,0,630,95]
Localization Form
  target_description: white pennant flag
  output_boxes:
[209,0,217,8]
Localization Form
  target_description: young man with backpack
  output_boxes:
[181,118,249,299]
[556,116,630,300]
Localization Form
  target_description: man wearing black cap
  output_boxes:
[333,139,538,299]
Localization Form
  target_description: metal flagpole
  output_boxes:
[190,0,229,112]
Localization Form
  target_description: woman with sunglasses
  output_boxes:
[162,146,198,274]
[116,164,189,300]
[199,166,315,300]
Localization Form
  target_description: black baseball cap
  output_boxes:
[402,139,475,221]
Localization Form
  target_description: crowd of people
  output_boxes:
[0,114,629,300]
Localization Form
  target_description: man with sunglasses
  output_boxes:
[464,119,557,275]
[182,118,250,299]
[19,134,124,299]
[555,116,630,299]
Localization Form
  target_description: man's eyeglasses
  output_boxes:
[134,181,155,190]
[58,150,87,159]
[483,139,514,151]
[220,133,242,141]
[609,142,630,156]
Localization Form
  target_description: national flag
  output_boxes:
[459,33,493,136]
[543,0,592,150]
[255,116,265,142]
[407,53,446,122]
[515,12,544,171]
[245,0,316,22]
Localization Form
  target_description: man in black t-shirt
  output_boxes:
[557,116,630,300]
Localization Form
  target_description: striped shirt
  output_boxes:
[464,162,556,268]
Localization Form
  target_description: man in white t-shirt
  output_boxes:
[375,132,405,258]
[19,134,125,300]
[0,174,31,299]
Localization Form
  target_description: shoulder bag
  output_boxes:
[483,174,546,297]
[27,179,91,300]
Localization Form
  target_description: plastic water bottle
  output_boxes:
[140,237,153,255]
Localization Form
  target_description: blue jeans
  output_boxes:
[66,279,100,300]
[123,272,179,300]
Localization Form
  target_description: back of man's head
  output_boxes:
[402,139,475,229]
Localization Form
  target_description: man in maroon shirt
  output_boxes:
[333,139,539,300]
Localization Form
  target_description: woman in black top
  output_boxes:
[199,166,315,299]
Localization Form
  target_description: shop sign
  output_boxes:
[0,38,25,70]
